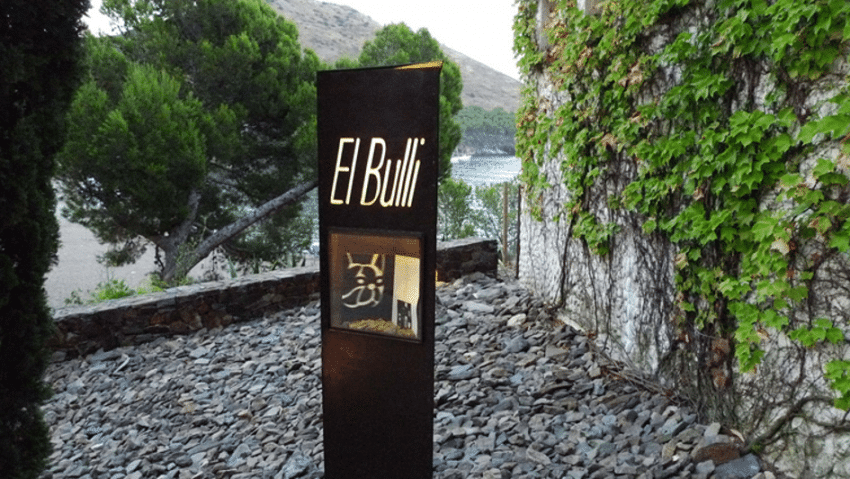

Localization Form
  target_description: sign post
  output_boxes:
[317,63,440,479]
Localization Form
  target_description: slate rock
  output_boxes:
[714,453,761,479]
[172,455,193,468]
[37,274,773,479]
[475,286,504,302]
[279,451,313,479]
[189,346,209,359]
[504,337,529,354]
[448,364,477,381]
[659,417,687,437]
[695,460,716,475]
[526,447,551,465]
[464,301,495,314]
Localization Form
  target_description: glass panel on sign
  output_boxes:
[329,230,422,340]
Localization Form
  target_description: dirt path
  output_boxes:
[44,206,161,310]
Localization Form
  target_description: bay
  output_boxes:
[451,154,521,187]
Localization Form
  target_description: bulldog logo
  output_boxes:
[341,253,386,308]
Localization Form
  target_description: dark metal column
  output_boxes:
[317,63,440,479]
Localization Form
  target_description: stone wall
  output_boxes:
[517,0,678,375]
[50,238,497,359]
[515,1,850,476]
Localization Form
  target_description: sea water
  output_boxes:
[451,154,521,187]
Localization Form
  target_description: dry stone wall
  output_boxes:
[50,238,497,359]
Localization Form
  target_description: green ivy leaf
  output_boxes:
[829,231,850,252]
[752,216,778,241]
[780,173,803,188]
[762,309,789,331]
[826,327,845,344]
[799,121,820,143]
[736,342,765,372]
[822,115,850,137]
[789,326,815,346]
[813,158,836,177]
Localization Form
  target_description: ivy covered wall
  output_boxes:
[514,0,850,475]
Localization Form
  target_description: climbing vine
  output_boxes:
[515,0,850,413]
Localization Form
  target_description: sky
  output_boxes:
[83,0,521,80]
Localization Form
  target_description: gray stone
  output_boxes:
[592,380,605,396]
[659,417,687,437]
[567,470,588,479]
[38,274,770,479]
[596,442,617,456]
[705,422,722,437]
[125,459,141,474]
[191,451,207,466]
[545,344,568,359]
[279,451,312,479]
[475,286,504,302]
[614,463,639,475]
[188,346,208,359]
[227,442,252,465]
[444,448,463,461]
[504,337,529,354]
[507,313,526,327]
[448,364,477,381]
[525,447,551,465]
[66,378,85,395]
[695,460,716,475]
[714,454,760,479]
[464,301,495,314]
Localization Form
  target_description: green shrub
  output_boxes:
[0,1,88,476]
[438,178,477,240]
[65,276,165,306]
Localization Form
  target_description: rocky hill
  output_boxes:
[266,0,521,112]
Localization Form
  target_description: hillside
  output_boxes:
[266,0,521,112]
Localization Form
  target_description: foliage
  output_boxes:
[474,181,520,261]
[456,105,517,154]
[514,0,850,418]
[437,177,520,262]
[456,105,516,153]
[57,0,321,283]
[0,0,89,476]
[438,178,477,240]
[223,213,314,273]
[457,106,516,132]
[64,277,164,305]
[353,23,463,182]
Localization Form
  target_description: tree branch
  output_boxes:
[162,179,317,282]
[743,395,835,452]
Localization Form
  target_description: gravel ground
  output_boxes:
[38,273,776,479]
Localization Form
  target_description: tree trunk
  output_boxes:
[152,189,201,283]
[160,179,318,283]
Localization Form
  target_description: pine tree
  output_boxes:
[58,0,322,283]
[355,23,464,182]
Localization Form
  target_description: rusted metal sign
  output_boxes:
[318,62,440,479]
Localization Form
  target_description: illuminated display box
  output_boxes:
[329,229,423,340]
